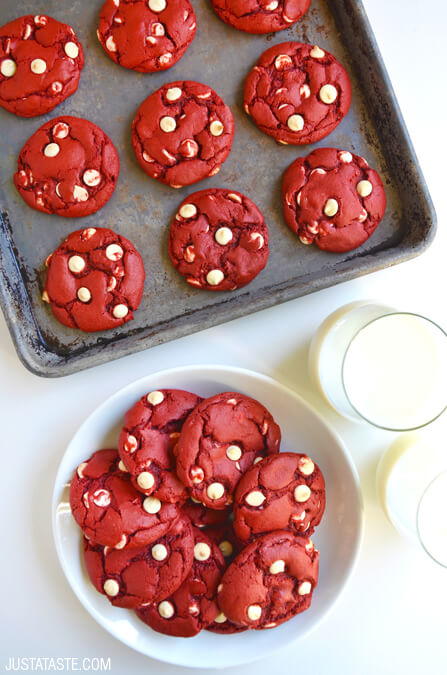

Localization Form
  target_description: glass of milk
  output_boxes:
[309,302,447,431]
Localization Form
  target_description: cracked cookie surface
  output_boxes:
[233,452,325,542]
[217,531,319,629]
[97,0,196,73]
[182,499,232,529]
[211,0,310,34]
[0,14,84,117]
[14,116,119,217]
[169,188,269,291]
[69,449,181,549]
[131,80,234,188]
[43,226,145,333]
[118,389,202,503]
[175,392,281,509]
[244,41,351,145]
[282,147,387,252]
[83,514,194,608]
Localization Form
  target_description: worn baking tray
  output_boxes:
[0,0,436,377]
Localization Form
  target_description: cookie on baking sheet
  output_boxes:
[136,528,225,636]
[97,0,196,73]
[233,452,325,542]
[0,15,84,118]
[244,42,351,145]
[131,81,234,188]
[211,0,310,34]
[70,449,181,548]
[84,514,194,609]
[217,531,319,629]
[118,389,202,503]
[175,392,281,509]
[168,189,269,292]
[182,499,232,529]
[282,147,387,252]
[43,227,145,333]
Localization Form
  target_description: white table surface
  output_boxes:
[1,0,446,673]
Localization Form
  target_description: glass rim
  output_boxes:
[416,469,447,569]
[341,311,447,432]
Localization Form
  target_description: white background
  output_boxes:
[1,0,446,673]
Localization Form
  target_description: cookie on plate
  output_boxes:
[131,80,234,188]
[175,392,281,509]
[70,449,181,548]
[217,531,319,629]
[136,528,225,636]
[244,42,351,145]
[14,116,119,218]
[43,227,145,333]
[282,147,387,252]
[169,189,269,292]
[211,0,310,34]
[233,452,325,542]
[84,514,194,608]
[118,389,202,503]
[97,0,196,73]
[0,14,84,117]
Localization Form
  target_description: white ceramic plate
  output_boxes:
[52,365,363,669]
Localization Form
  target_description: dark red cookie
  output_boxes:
[205,522,239,560]
[182,499,232,529]
[175,392,281,509]
[118,389,202,503]
[0,15,84,118]
[206,615,247,634]
[218,531,319,629]
[131,80,234,188]
[233,452,325,542]
[43,227,145,333]
[282,147,387,252]
[244,42,351,145]
[70,449,181,548]
[97,0,196,73]
[84,514,194,608]
[136,528,225,636]
[169,189,269,292]
[14,116,119,217]
[211,0,310,34]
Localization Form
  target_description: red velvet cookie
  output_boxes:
[70,449,181,549]
[169,189,269,292]
[175,392,281,510]
[97,0,196,73]
[244,42,351,145]
[211,0,310,34]
[182,499,232,529]
[14,116,119,217]
[131,81,234,188]
[218,531,319,629]
[136,528,224,636]
[118,389,202,503]
[205,522,239,560]
[84,514,194,608]
[233,452,325,542]
[0,15,84,118]
[43,227,145,333]
[282,147,387,252]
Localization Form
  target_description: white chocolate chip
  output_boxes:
[103,579,119,597]
[137,471,155,490]
[245,490,265,507]
[73,185,89,202]
[142,151,154,163]
[300,84,311,99]
[160,116,176,133]
[118,460,127,472]
[298,457,315,476]
[82,227,96,239]
[194,542,211,561]
[147,390,164,405]
[53,122,69,139]
[83,169,101,187]
[152,22,165,36]
[179,203,197,219]
[219,540,233,557]
[294,484,311,502]
[149,0,167,11]
[247,604,262,621]
[166,86,182,101]
[227,193,242,203]
[92,489,111,507]
[226,445,242,461]
[106,36,117,52]
[215,227,233,246]
[250,232,264,249]
[298,581,312,595]
[305,540,314,552]
[208,166,220,177]
[51,81,63,94]
[158,600,174,618]
[210,120,224,136]
[300,234,313,244]
[106,244,124,261]
[112,304,129,319]
[214,612,227,623]
[124,434,138,453]
[23,25,32,40]
[269,559,285,574]
[68,256,85,274]
[287,114,304,132]
[206,269,224,286]
[143,496,161,514]
[115,534,127,549]
[265,0,279,8]
[319,84,338,104]
[190,466,204,484]
[152,543,168,561]
[64,42,79,59]
[44,143,60,158]
[76,462,88,479]
[324,198,339,217]
[159,53,172,66]
[189,602,199,615]
[296,191,302,206]
[357,180,373,197]
[358,208,368,223]
[184,245,195,263]
[339,151,353,163]
[180,138,198,158]
[310,45,325,59]
[77,287,91,303]
[34,15,48,27]
[30,58,46,74]
[207,482,225,500]
[253,456,263,465]
[275,54,292,70]
[1,59,16,77]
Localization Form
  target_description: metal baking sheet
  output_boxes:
[0,0,436,377]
